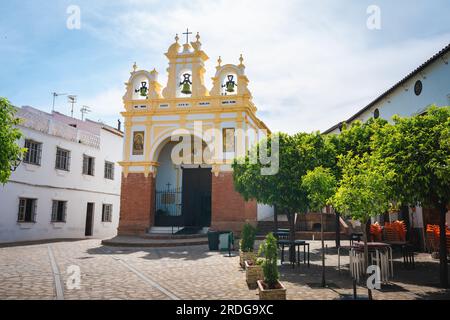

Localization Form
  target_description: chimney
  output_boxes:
[117,119,122,132]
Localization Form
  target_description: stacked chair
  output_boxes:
[426,224,450,254]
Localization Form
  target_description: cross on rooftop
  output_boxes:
[182,28,192,44]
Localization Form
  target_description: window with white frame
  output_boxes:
[102,204,113,222]
[104,161,114,180]
[55,147,71,171]
[23,140,42,165]
[51,200,67,222]
[82,155,95,176]
[18,198,37,222]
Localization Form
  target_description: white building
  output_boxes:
[0,106,123,243]
[323,43,450,247]
[324,43,449,134]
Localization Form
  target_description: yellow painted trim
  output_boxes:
[119,161,160,167]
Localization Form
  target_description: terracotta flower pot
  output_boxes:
[257,280,286,300]
[244,260,263,289]
[239,250,256,268]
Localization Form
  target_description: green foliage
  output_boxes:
[328,118,388,180]
[240,223,256,252]
[375,106,450,207]
[0,98,25,184]
[334,118,388,157]
[255,257,265,266]
[332,153,395,224]
[258,233,279,288]
[232,132,336,214]
[301,166,337,212]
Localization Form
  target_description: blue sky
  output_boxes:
[0,0,449,133]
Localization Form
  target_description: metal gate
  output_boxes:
[154,186,183,227]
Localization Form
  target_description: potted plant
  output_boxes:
[239,223,257,268]
[245,257,264,289]
[257,233,286,300]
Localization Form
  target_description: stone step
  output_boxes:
[148,226,181,234]
[101,236,209,248]
[143,233,208,240]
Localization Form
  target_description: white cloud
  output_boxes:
[82,0,450,133]
[82,87,124,124]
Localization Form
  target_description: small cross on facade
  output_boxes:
[166,182,172,190]
[182,28,193,44]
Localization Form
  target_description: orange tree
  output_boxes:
[328,118,389,246]
[232,132,336,263]
[0,98,25,184]
[375,106,450,288]
[302,166,337,287]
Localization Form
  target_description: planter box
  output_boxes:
[245,260,263,289]
[239,250,256,268]
[257,280,286,300]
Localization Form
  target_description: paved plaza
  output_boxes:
[0,239,449,300]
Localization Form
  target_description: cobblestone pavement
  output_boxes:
[0,239,449,300]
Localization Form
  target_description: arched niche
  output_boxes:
[128,71,151,100]
[221,73,238,96]
[177,68,193,98]
[211,64,244,96]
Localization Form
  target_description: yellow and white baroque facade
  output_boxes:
[119,33,269,179]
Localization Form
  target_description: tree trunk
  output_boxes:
[363,220,373,300]
[274,206,278,233]
[335,211,341,248]
[286,210,296,265]
[438,203,448,288]
[321,212,326,287]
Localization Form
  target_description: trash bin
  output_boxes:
[218,231,235,256]
[208,230,234,251]
[207,231,220,251]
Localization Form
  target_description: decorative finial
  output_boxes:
[217,56,222,67]
[196,32,200,42]
[239,54,244,66]
[132,62,137,72]
[175,34,179,43]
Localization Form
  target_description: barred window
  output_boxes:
[82,155,95,176]
[18,198,37,222]
[55,148,71,171]
[102,204,113,222]
[51,201,67,222]
[23,140,42,165]
[104,161,114,180]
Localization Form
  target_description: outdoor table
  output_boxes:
[278,240,310,268]
[346,242,394,283]
[274,231,290,240]
[385,241,415,269]
[338,242,394,276]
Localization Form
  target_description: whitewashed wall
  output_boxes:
[0,118,122,243]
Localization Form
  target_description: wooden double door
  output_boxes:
[181,168,212,227]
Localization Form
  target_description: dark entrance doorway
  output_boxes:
[182,168,212,227]
[154,167,212,228]
[85,203,94,236]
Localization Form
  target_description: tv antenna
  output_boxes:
[52,92,67,112]
[67,95,77,118]
[80,105,91,121]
